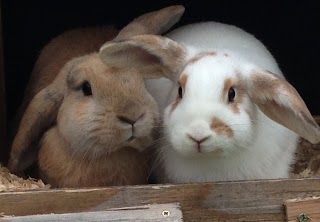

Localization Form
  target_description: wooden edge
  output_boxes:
[0,203,183,222]
[284,197,320,222]
[1,178,320,221]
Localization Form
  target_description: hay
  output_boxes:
[0,164,49,192]
[291,137,320,178]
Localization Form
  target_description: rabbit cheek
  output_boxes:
[210,117,234,138]
[57,99,96,152]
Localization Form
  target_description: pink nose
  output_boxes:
[187,135,211,152]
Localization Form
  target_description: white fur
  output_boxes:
[146,22,299,183]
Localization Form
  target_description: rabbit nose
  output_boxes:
[117,116,136,126]
[117,113,145,126]
[188,134,211,152]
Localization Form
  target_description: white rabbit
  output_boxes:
[99,21,320,183]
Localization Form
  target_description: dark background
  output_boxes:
[1,0,318,128]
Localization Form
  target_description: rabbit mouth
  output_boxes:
[207,148,224,156]
[127,136,136,142]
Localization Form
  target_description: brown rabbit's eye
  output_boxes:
[82,81,92,96]
[178,86,183,98]
[228,87,235,102]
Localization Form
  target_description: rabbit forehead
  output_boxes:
[182,54,241,99]
[66,54,107,86]
[67,55,144,92]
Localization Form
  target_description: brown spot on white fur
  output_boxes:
[251,71,303,109]
[179,74,188,89]
[230,103,240,114]
[222,78,233,99]
[169,96,181,114]
[210,117,234,137]
[222,77,245,114]
[187,51,216,65]
[169,74,188,115]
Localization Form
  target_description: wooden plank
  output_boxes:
[0,203,183,222]
[1,178,320,221]
[285,197,320,222]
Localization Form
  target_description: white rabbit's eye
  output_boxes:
[228,87,235,102]
[82,81,92,96]
[178,86,183,98]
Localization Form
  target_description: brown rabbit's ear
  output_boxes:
[100,35,187,80]
[244,70,320,144]
[8,84,64,174]
[113,5,185,41]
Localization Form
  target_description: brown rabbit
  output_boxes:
[8,5,185,188]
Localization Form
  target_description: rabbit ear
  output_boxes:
[8,84,64,174]
[245,70,320,144]
[100,35,187,80]
[113,5,185,41]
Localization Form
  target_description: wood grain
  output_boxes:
[1,178,320,221]
[285,197,320,222]
[0,203,183,222]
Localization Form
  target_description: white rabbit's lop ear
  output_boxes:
[245,70,320,144]
[100,35,187,80]
[113,5,185,41]
[8,76,65,174]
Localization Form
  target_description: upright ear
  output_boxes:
[100,35,187,80]
[244,70,320,144]
[8,83,64,174]
[113,5,185,41]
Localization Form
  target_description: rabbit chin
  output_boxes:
[168,140,236,159]
[178,146,225,159]
[125,135,154,152]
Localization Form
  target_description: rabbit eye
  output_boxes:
[178,86,183,98]
[228,87,235,102]
[82,81,92,96]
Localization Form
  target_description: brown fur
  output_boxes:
[245,70,320,144]
[222,77,245,114]
[169,96,182,115]
[39,127,148,188]
[179,74,188,89]
[8,5,186,187]
[210,117,234,137]
[100,35,188,80]
[187,51,216,65]
[168,74,188,114]
[222,78,233,100]
[114,5,184,41]
[14,27,118,126]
